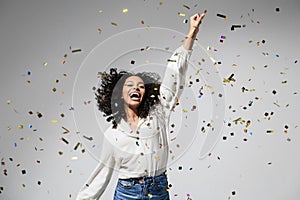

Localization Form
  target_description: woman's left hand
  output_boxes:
[190,12,205,30]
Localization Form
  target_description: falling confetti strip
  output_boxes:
[71,49,82,53]
[62,126,70,134]
[183,4,190,10]
[231,25,242,31]
[217,13,227,20]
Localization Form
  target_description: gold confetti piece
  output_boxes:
[43,62,48,66]
[58,151,63,155]
[246,120,251,128]
[266,130,274,134]
[71,156,78,160]
[159,2,163,6]
[122,8,128,13]
[233,117,245,125]
[6,100,11,104]
[111,22,118,26]
[62,60,66,64]
[223,78,230,83]
[61,137,69,144]
[74,142,81,150]
[7,126,11,131]
[209,56,216,63]
[98,27,102,33]
[98,10,103,13]
[18,125,24,129]
[204,84,213,89]
[182,109,188,113]
[71,49,82,53]
[178,12,186,17]
[52,88,57,92]
[62,126,70,134]
[148,193,153,198]
[183,4,190,10]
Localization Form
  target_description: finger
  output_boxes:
[199,12,206,20]
[191,13,197,19]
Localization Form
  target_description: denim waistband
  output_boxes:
[119,172,167,184]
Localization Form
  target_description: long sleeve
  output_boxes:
[159,45,192,111]
[76,136,116,200]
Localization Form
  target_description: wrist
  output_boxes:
[186,27,199,39]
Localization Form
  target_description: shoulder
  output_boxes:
[103,126,120,142]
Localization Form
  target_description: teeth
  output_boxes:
[130,92,140,98]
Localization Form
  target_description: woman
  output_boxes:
[76,12,206,200]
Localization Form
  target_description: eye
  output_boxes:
[139,85,145,89]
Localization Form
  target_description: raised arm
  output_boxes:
[183,11,206,50]
[159,12,206,111]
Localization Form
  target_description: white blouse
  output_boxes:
[76,45,192,200]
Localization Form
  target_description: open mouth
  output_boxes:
[129,92,141,101]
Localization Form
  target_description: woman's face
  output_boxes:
[122,76,145,109]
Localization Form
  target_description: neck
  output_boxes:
[124,105,139,122]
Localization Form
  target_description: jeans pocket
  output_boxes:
[118,180,135,189]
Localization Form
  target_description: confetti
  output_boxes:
[111,22,118,26]
[62,126,70,134]
[71,49,82,53]
[83,135,93,141]
[71,156,78,161]
[178,12,186,17]
[122,8,128,13]
[61,137,69,144]
[231,25,241,31]
[74,142,81,150]
[183,4,190,10]
[217,13,227,20]
[36,112,43,118]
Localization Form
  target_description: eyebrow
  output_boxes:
[125,81,144,85]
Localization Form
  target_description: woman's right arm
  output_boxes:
[76,135,115,200]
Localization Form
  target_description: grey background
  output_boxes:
[0,0,299,199]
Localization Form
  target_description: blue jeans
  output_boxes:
[114,173,170,200]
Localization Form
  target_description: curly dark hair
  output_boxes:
[94,68,161,129]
